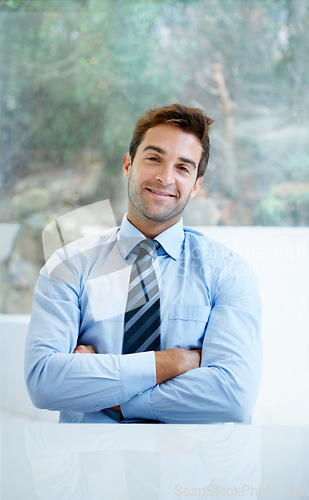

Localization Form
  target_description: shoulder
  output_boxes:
[183,226,254,279]
[42,226,119,281]
[183,226,235,259]
[65,226,119,255]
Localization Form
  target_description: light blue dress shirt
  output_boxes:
[25,215,262,424]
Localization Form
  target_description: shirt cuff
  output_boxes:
[121,387,157,421]
[119,351,156,402]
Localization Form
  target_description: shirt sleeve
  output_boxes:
[24,250,156,413]
[121,259,262,424]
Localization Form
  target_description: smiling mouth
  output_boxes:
[146,188,176,198]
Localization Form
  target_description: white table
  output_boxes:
[1,424,308,499]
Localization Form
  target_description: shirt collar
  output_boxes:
[117,215,184,261]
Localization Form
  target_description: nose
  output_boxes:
[155,164,175,185]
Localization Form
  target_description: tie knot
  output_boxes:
[137,239,158,259]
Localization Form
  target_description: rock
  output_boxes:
[1,284,34,314]
[8,252,39,289]
[11,188,54,221]
[24,211,52,233]
[11,223,45,265]
[0,223,20,263]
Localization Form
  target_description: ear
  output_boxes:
[123,153,131,179]
[189,176,203,199]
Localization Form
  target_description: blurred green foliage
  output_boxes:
[1,0,309,225]
[256,182,309,225]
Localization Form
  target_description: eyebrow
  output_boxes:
[143,146,197,169]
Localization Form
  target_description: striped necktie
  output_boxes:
[123,239,161,354]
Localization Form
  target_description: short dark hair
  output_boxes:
[129,104,214,179]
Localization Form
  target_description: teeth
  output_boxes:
[150,189,172,197]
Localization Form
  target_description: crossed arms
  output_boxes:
[25,255,262,423]
[74,344,201,385]
[74,344,201,414]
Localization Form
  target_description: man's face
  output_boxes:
[123,124,203,232]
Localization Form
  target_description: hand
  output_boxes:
[179,348,202,372]
[73,344,96,354]
[110,405,121,412]
[155,348,202,385]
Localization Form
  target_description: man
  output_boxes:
[25,104,262,424]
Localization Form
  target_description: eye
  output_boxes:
[178,165,190,173]
[147,157,159,162]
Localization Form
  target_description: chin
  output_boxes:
[146,211,177,223]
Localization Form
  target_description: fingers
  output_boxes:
[73,345,96,354]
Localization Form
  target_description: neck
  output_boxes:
[126,214,180,239]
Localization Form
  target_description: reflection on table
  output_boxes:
[1,425,308,500]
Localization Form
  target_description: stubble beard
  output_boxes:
[127,178,192,224]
